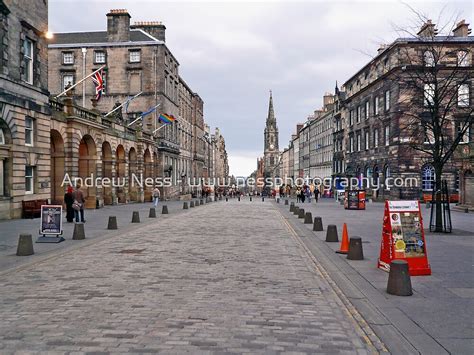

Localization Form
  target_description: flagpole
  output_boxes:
[103,91,142,117]
[55,65,106,98]
[153,123,167,135]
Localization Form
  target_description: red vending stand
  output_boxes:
[378,200,431,276]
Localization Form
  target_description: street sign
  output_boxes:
[378,200,431,276]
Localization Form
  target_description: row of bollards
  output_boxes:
[287,201,412,297]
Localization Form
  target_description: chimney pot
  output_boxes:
[417,20,438,38]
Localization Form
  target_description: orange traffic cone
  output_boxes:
[336,223,349,254]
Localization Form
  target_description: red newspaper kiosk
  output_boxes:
[378,200,431,276]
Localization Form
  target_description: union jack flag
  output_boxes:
[91,69,105,101]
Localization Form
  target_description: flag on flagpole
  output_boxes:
[140,104,160,118]
[159,113,176,124]
[91,69,105,101]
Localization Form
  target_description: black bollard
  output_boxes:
[17,234,34,256]
[304,212,313,224]
[285,199,289,205]
[298,208,305,219]
[387,260,413,296]
[262,197,265,202]
[293,206,300,215]
[190,201,195,208]
[313,216,323,231]
[72,222,86,240]
[131,211,140,223]
[226,197,228,202]
[107,216,118,230]
[325,224,338,242]
[200,199,204,205]
[277,198,280,203]
[290,204,294,212]
[162,205,169,214]
[250,196,253,202]
[183,202,188,209]
[347,237,364,260]
[149,208,156,218]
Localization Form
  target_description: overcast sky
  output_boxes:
[49,0,471,177]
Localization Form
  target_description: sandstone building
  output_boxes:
[0,0,51,218]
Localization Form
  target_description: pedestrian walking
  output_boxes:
[64,186,75,223]
[152,187,161,207]
[296,187,301,203]
[72,184,85,223]
[314,188,320,202]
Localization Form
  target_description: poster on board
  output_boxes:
[378,200,431,276]
[40,205,63,235]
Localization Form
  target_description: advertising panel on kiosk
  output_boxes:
[378,200,431,276]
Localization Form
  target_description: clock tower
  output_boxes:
[264,90,279,177]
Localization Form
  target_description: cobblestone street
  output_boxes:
[0,200,377,354]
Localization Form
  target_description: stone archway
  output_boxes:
[102,141,113,205]
[78,134,97,209]
[51,130,65,204]
[128,147,138,202]
[116,145,126,203]
[144,148,152,202]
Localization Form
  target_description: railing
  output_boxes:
[72,105,99,122]
[49,98,64,112]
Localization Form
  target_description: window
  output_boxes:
[458,84,469,107]
[25,117,33,146]
[424,50,435,67]
[424,83,435,106]
[25,166,34,194]
[23,38,34,84]
[365,130,370,150]
[385,90,390,111]
[374,96,380,115]
[385,125,390,146]
[457,51,469,67]
[384,165,391,190]
[374,129,379,148]
[365,101,370,119]
[129,50,141,63]
[94,51,106,63]
[357,106,361,123]
[62,74,74,90]
[421,165,435,191]
[0,128,4,145]
[62,52,74,64]
[356,132,361,151]
[349,135,354,152]
[457,122,471,143]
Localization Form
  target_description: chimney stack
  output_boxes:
[131,21,166,42]
[417,20,437,38]
[107,9,131,42]
[323,93,335,110]
[453,20,471,37]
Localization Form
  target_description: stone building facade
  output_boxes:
[47,9,187,198]
[0,0,51,218]
[342,20,473,201]
[212,127,229,181]
[308,93,335,179]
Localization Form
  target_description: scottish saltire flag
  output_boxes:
[159,113,176,124]
[91,69,105,101]
[124,95,138,113]
[140,104,160,118]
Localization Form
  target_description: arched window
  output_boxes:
[422,165,435,191]
[373,165,380,186]
[0,128,4,145]
[424,50,435,67]
[365,166,373,188]
[384,165,391,190]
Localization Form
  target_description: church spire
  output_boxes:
[267,90,275,125]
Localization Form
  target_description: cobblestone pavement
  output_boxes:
[0,200,378,354]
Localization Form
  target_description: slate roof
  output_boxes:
[49,30,157,45]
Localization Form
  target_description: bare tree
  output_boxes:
[388,12,473,231]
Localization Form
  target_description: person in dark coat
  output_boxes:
[64,186,75,223]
